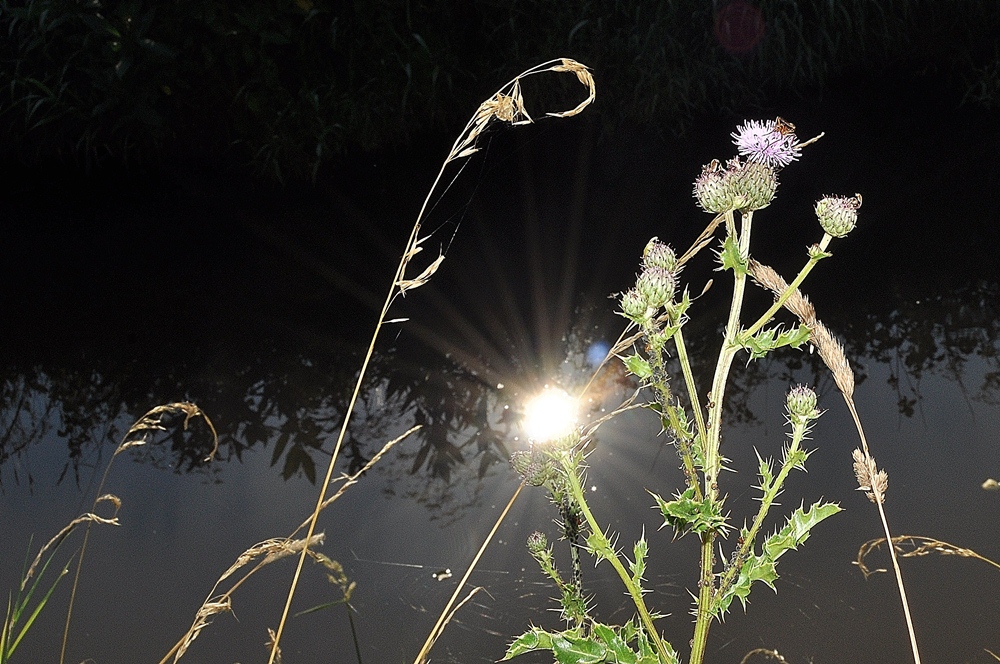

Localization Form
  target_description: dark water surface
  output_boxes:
[3,75,1000,663]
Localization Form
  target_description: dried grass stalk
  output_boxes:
[165,534,325,664]
[117,402,219,462]
[270,58,596,664]
[740,648,791,664]
[856,535,1000,579]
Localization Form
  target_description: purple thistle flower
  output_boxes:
[732,118,801,168]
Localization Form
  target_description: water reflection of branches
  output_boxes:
[4,279,1000,503]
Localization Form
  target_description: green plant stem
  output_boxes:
[705,210,751,489]
[714,425,807,602]
[743,233,832,338]
[558,456,671,664]
[692,209,752,664]
[672,328,709,465]
[689,537,714,664]
[644,323,702,500]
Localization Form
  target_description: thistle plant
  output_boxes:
[504,117,916,664]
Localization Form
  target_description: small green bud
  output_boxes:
[636,266,676,309]
[549,429,581,451]
[786,384,820,420]
[526,531,548,555]
[619,287,650,323]
[815,194,862,237]
[510,450,556,486]
[642,238,678,272]
[729,158,778,211]
[693,159,736,213]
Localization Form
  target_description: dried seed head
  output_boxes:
[636,266,676,309]
[811,322,855,397]
[853,448,889,503]
[642,237,678,273]
[729,159,778,211]
[694,159,736,213]
[815,194,862,238]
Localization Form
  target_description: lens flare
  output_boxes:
[522,386,579,442]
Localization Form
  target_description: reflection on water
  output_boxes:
[3,78,1000,663]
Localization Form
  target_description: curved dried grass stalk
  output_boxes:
[61,403,217,664]
[740,648,791,664]
[855,535,1000,579]
[268,58,595,664]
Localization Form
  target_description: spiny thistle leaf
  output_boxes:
[763,501,841,562]
[738,324,811,359]
[622,353,653,380]
[715,500,841,615]
[551,633,607,663]
[718,234,746,274]
[651,487,729,537]
[753,448,775,496]
[630,532,648,587]
[502,627,558,659]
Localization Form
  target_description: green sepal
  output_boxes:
[622,353,653,380]
[737,325,811,360]
[651,487,729,537]
[807,244,833,261]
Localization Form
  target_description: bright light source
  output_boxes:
[522,386,579,442]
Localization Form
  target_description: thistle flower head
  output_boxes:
[815,194,862,238]
[728,158,778,211]
[732,118,802,168]
[642,237,678,273]
[636,266,676,309]
[694,159,736,213]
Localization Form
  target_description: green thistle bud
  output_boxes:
[511,450,556,486]
[815,194,862,238]
[642,238,678,272]
[619,287,650,323]
[693,159,736,213]
[729,158,778,211]
[526,531,548,555]
[786,384,820,420]
[636,266,675,309]
[549,429,581,451]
